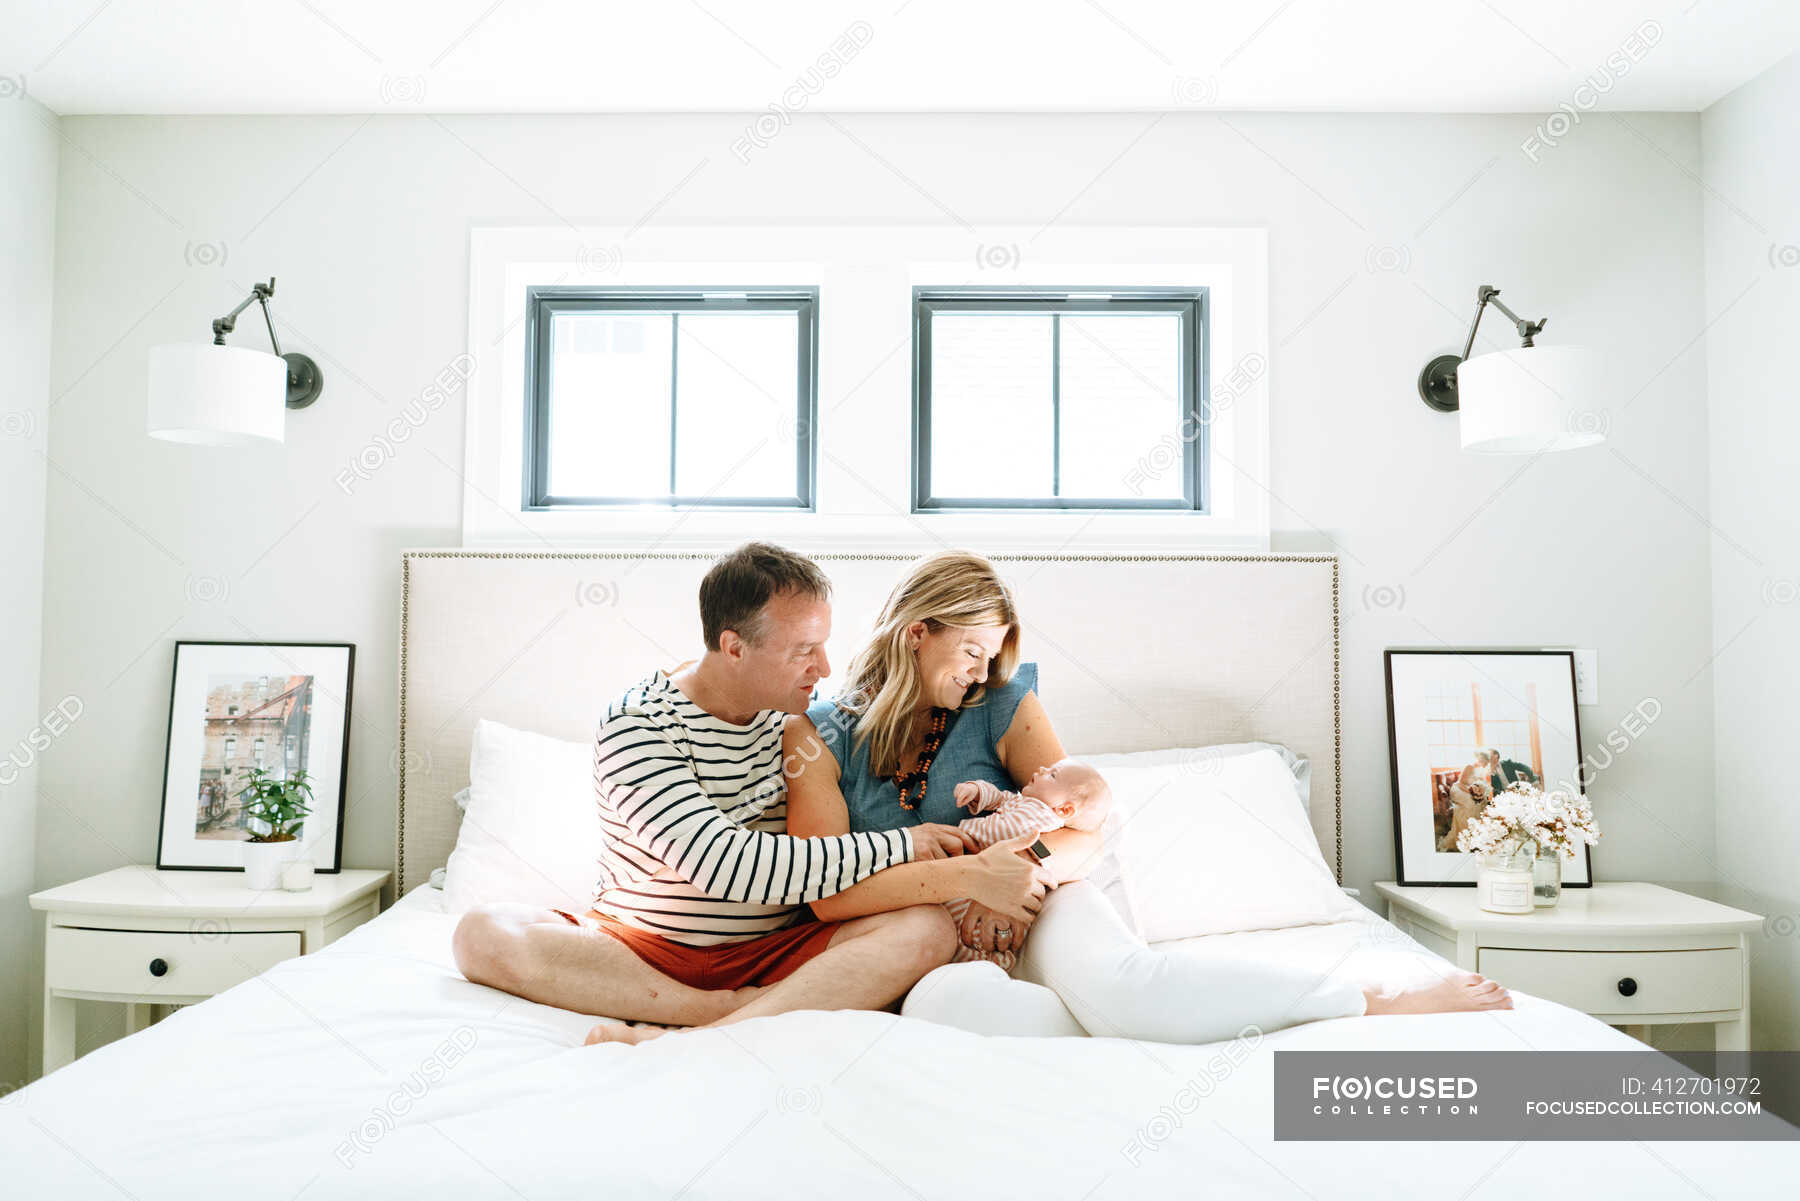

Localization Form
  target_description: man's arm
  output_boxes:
[596,710,914,906]
[783,714,982,921]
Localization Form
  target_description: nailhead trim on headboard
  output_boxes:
[397,550,1343,893]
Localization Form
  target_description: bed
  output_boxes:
[6,552,1793,1197]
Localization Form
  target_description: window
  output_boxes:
[912,288,1207,511]
[524,288,817,509]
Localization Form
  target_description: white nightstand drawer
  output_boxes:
[48,926,302,999]
[1477,946,1741,1016]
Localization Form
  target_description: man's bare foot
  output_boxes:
[583,1020,672,1047]
[580,985,770,1047]
[1363,972,1514,1016]
[722,984,770,1015]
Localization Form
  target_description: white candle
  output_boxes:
[281,858,315,892]
[1479,858,1533,914]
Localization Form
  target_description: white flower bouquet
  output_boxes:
[1454,781,1600,860]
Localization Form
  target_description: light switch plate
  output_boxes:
[1571,649,1598,705]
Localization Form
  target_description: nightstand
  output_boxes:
[30,865,389,1074]
[1373,881,1761,1051]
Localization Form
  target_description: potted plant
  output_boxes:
[236,766,314,889]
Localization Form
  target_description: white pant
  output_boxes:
[901,880,1366,1043]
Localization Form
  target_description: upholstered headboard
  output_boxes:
[396,551,1341,895]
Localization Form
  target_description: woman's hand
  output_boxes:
[910,822,980,860]
[959,831,1050,925]
[958,899,1034,954]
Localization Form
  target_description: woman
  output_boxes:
[784,550,1514,1042]
[1438,759,1491,852]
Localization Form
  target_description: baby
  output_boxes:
[944,757,1112,970]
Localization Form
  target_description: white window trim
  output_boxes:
[463,224,1269,552]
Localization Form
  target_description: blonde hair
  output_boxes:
[836,550,1020,778]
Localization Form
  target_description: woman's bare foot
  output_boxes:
[583,1020,673,1047]
[1363,971,1513,1016]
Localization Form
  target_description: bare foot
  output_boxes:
[581,986,769,1047]
[1363,971,1514,1016]
[583,1020,672,1047]
[722,984,770,1016]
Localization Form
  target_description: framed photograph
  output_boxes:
[155,641,354,873]
[1384,648,1591,887]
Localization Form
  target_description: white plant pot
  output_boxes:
[242,840,300,890]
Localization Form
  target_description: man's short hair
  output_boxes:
[699,542,831,651]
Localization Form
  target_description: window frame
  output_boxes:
[522,286,820,511]
[911,287,1209,513]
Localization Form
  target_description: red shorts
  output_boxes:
[548,907,844,991]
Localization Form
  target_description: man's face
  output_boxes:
[732,589,832,715]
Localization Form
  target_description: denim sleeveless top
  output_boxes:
[805,661,1039,834]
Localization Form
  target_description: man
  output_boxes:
[453,542,1048,1046]
[1484,747,1538,795]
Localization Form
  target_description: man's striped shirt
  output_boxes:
[590,670,916,946]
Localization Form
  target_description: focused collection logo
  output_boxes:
[1311,1074,1479,1116]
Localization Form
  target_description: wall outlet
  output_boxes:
[1571,649,1598,705]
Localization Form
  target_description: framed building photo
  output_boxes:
[155,640,355,873]
[1384,648,1591,887]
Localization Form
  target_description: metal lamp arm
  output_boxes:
[205,277,322,410]
[1457,283,1547,358]
[210,278,284,355]
[1418,282,1550,412]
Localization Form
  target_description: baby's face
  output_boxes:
[1021,759,1110,830]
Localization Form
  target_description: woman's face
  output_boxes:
[909,622,1007,711]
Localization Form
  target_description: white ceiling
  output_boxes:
[3,0,1796,115]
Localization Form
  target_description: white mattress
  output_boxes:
[5,886,1791,1199]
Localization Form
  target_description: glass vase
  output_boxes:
[1531,850,1562,908]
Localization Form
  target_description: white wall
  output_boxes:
[1,93,58,1090]
[1702,51,1800,1053]
[33,111,1723,1060]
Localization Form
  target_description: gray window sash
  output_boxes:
[523,288,818,510]
[911,289,1208,512]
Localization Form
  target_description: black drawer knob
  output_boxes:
[148,957,169,977]
[1617,976,1637,997]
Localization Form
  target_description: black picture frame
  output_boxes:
[1384,647,1592,888]
[154,640,355,873]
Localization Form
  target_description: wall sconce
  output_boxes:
[147,278,323,445]
[1418,284,1605,454]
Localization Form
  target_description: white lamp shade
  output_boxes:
[147,343,286,445]
[1456,345,1606,454]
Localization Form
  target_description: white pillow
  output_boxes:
[442,719,604,915]
[1108,748,1362,941]
[1080,741,1311,936]
[1082,740,1312,812]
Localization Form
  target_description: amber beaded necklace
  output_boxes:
[894,707,953,811]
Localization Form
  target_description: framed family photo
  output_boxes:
[155,640,355,873]
[1384,648,1592,887]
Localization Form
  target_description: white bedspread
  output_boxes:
[5,886,1790,1199]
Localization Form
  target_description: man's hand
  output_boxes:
[959,831,1050,925]
[910,822,979,860]
[959,899,1033,954]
